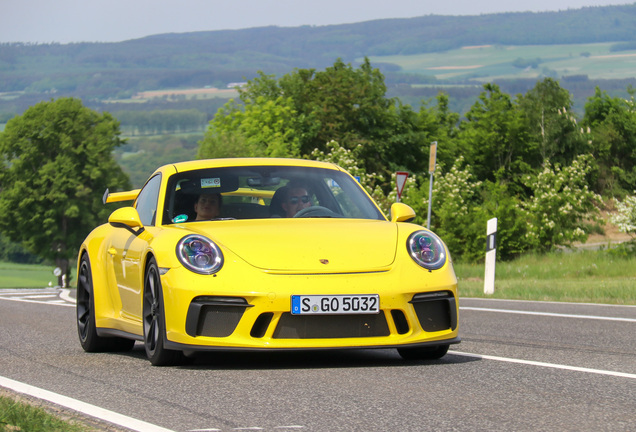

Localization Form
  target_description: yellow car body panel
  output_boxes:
[78,158,459,361]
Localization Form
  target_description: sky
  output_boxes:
[1,0,633,44]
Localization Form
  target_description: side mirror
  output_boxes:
[108,207,143,232]
[390,202,416,223]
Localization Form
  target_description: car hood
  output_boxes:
[187,219,397,273]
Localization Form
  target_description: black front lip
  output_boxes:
[164,336,461,353]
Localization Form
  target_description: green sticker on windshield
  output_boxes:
[173,214,188,223]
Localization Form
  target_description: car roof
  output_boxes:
[157,158,342,175]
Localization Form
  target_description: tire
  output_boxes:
[397,344,449,361]
[143,257,183,366]
[76,254,135,352]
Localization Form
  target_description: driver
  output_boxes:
[194,193,221,220]
[281,184,312,217]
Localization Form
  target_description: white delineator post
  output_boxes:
[484,217,497,295]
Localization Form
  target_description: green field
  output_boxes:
[0,262,70,288]
[367,42,636,81]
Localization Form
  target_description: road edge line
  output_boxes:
[460,306,636,322]
[449,351,636,379]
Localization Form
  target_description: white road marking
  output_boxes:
[461,297,636,308]
[0,376,175,431]
[460,306,636,322]
[0,288,75,307]
[0,295,74,307]
[188,426,305,431]
[59,288,76,303]
[450,351,636,379]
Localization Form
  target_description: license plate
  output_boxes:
[291,295,380,315]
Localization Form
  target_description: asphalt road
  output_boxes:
[0,289,634,431]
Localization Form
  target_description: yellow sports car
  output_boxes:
[77,158,459,365]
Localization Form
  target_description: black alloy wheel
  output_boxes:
[77,254,135,352]
[143,257,183,366]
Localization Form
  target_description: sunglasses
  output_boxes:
[288,195,310,205]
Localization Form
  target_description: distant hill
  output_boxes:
[2,3,636,116]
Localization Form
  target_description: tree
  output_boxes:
[199,58,422,178]
[198,96,302,159]
[516,78,589,168]
[521,155,600,252]
[0,233,42,264]
[457,83,525,183]
[0,98,130,286]
[416,93,461,172]
[583,87,636,195]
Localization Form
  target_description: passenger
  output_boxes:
[194,193,221,220]
[281,185,312,217]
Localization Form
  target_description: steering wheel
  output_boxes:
[293,206,341,218]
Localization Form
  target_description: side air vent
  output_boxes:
[250,313,274,338]
[391,310,410,335]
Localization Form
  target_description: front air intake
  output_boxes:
[410,291,457,332]
[186,296,251,337]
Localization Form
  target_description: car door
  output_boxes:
[108,174,161,321]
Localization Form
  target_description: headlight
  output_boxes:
[407,231,447,270]
[176,235,224,274]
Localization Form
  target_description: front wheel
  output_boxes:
[76,254,135,352]
[397,344,449,361]
[143,257,183,366]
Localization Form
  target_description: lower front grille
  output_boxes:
[273,313,390,339]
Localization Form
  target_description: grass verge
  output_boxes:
[0,394,89,432]
[455,249,636,305]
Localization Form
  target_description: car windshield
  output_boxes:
[163,165,385,224]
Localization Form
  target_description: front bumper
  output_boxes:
[160,263,460,351]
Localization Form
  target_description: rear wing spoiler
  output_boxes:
[102,188,141,204]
